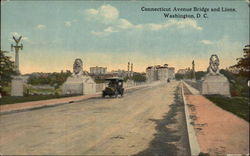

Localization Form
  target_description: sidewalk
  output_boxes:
[0,94,100,114]
[183,82,249,156]
[0,81,161,114]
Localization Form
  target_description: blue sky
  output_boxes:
[1,0,249,73]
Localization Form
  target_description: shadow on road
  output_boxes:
[134,84,191,156]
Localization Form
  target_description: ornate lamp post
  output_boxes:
[11,36,23,75]
[10,36,24,96]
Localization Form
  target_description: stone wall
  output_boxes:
[96,83,105,92]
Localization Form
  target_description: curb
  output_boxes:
[181,81,201,156]
[182,81,201,95]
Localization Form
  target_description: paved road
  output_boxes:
[0,81,190,155]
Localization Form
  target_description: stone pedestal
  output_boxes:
[202,74,231,97]
[62,75,96,95]
[11,76,24,96]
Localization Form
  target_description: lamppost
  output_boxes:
[192,60,196,80]
[10,36,24,96]
[11,36,23,75]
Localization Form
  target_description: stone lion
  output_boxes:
[208,54,220,75]
[73,58,83,76]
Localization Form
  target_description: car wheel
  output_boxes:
[115,91,118,98]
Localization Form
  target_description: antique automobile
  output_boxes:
[102,77,124,98]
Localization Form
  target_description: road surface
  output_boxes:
[0,81,190,155]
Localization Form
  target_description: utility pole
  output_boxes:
[131,63,133,78]
[127,62,130,78]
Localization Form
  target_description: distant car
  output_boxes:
[167,78,170,83]
[102,77,124,98]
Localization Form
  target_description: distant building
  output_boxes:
[90,66,107,75]
[157,66,169,81]
[146,66,158,82]
[146,64,175,82]
[168,67,175,79]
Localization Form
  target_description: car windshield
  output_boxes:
[108,81,117,87]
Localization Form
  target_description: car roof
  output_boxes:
[105,77,124,81]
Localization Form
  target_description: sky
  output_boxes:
[1,0,249,74]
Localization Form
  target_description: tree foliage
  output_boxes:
[0,50,16,88]
[132,73,146,82]
[220,69,248,97]
[231,45,250,78]
[175,73,184,80]
[123,73,146,82]
[175,71,206,80]
[195,71,207,80]
[27,71,72,89]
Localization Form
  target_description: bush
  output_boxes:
[27,71,72,89]
[220,69,249,97]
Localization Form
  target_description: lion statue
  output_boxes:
[208,54,220,75]
[73,58,84,76]
[73,58,89,77]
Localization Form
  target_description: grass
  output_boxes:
[206,95,249,122]
[0,94,81,105]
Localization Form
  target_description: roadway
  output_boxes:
[0,81,190,155]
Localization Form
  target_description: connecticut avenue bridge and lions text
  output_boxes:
[141,7,236,19]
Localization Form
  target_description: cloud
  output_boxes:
[65,21,72,27]
[138,19,203,31]
[85,4,203,37]
[92,19,202,36]
[91,31,108,37]
[64,19,78,27]
[10,32,21,38]
[200,36,243,48]
[9,32,29,42]
[117,18,133,29]
[200,40,214,45]
[36,24,46,30]
[85,4,119,24]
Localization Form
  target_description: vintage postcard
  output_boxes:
[0,0,249,155]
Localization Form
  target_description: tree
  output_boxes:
[0,50,17,90]
[195,71,207,80]
[220,69,248,97]
[132,73,146,82]
[175,73,184,80]
[231,45,250,78]
[27,70,72,89]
